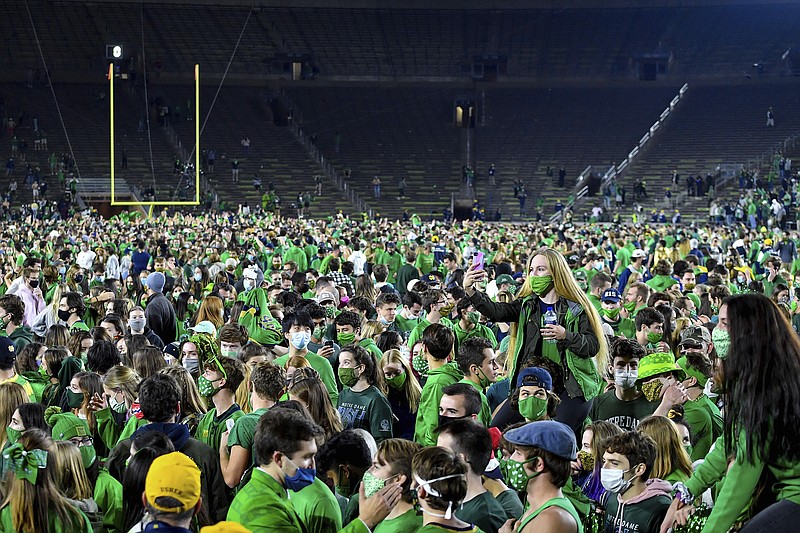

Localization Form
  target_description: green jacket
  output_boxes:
[95,469,124,533]
[469,291,602,401]
[358,337,383,361]
[21,370,48,404]
[414,362,463,446]
[690,431,800,532]
[290,477,343,533]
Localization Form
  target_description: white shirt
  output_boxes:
[348,251,367,276]
[77,250,96,270]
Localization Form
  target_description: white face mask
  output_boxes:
[413,473,465,519]
[600,467,634,494]
[614,369,638,389]
[290,331,311,350]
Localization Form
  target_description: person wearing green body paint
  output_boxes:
[221,361,285,488]
[195,355,245,454]
[501,420,584,533]
[413,324,461,446]
[0,428,93,533]
[455,337,498,427]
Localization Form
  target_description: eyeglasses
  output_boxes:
[69,436,94,447]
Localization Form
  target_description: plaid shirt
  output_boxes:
[329,271,353,294]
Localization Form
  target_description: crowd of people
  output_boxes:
[0,209,796,533]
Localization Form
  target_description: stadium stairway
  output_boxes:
[611,81,800,223]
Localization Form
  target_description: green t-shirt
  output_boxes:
[374,508,423,533]
[196,404,244,452]
[394,313,421,334]
[453,322,498,350]
[604,317,636,339]
[682,394,723,461]
[456,490,507,533]
[588,390,657,432]
[496,489,524,520]
[227,406,270,467]
[274,351,339,405]
[289,477,343,533]
[336,385,393,444]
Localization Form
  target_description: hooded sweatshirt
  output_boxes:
[413,361,463,446]
[603,478,672,533]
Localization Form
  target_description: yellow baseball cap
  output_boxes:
[201,523,252,533]
[145,452,201,513]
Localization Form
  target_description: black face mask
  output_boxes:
[437,413,468,431]
[57,309,72,322]
[28,280,39,288]
[74,274,84,284]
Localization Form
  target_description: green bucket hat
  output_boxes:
[676,356,709,387]
[636,352,685,384]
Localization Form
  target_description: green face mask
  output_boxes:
[338,367,360,388]
[623,301,637,313]
[5,426,20,445]
[518,395,548,421]
[506,456,540,491]
[338,332,356,345]
[602,307,621,320]
[466,311,481,325]
[412,355,429,376]
[197,376,222,398]
[712,327,730,359]
[80,444,97,468]
[684,444,694,458]
[38,365,49,379]
[337,466,354,498]
[528,275,553,296]
[66,389,85,410]
[312,326,325,340]
[646,331,663,344]
[386,372,407,390]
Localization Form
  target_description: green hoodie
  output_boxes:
[358,338,383,361]
[8,325,33,352]
[413,362,463,446]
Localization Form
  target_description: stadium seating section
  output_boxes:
[0,3,798,220]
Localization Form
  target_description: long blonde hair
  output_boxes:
[638,415,693,481]
[379,349,421,413]
[3,429,87,533]
[53,441,93,500]
[510,248,608,372]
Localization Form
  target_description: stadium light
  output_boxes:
[112,45,122,58]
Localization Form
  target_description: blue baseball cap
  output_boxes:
[601,288,621,303]
[516,367,552,390]
[504,420,577,460]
